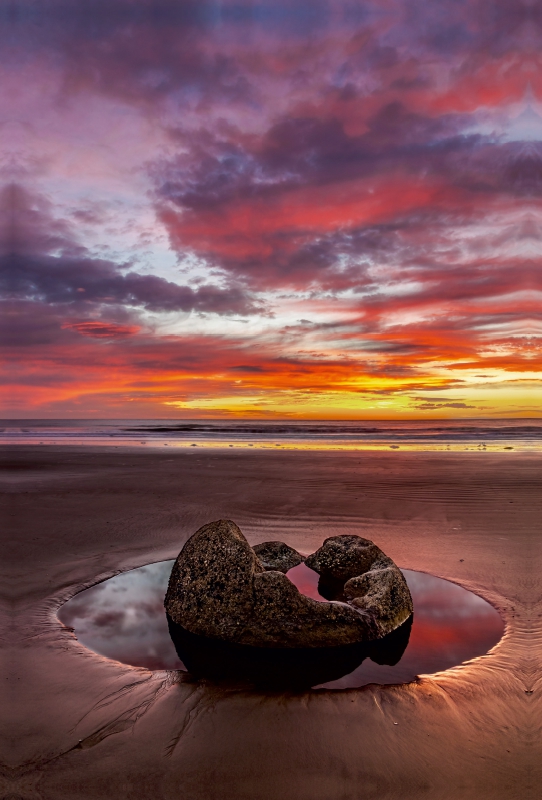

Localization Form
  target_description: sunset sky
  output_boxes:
[2,0,540,418]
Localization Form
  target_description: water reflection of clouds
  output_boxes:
[59,562,184,670]
[404,570,498,620]
[58,561,503,685]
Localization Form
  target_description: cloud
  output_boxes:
[232,364,266,373]
[154,108,542,304]
[1,0,540,417]
[414,402,477,409]
[61,321,141,339]
[0,184,262,316]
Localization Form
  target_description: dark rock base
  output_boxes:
[167,613,413,690]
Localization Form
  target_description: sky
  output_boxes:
[1,0,541,419]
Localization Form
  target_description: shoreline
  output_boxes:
[2,438,540,453]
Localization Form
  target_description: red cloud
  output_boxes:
[61,321,141,339]
[1,1,540,417]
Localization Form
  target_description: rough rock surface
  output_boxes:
[165,521,412,648]
[344,565,413,636]
[306,535,413,637]
[304,535,383,581]
[253,541,304,573]
[165,519,265,644]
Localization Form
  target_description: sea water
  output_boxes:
[1,418,541,451]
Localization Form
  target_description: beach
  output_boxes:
[1,446,540,799]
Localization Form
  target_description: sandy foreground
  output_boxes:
[1,446,540,800]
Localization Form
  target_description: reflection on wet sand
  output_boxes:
[58,560,503,689]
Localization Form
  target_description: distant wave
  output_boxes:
[123,422,542,441]
[2,419,541,446]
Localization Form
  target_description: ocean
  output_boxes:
[1,418,540,451]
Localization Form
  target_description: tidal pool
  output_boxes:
[58,560,504,690]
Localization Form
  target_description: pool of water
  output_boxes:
[58,560,504,690]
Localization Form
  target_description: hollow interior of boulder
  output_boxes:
[286,561,347,602]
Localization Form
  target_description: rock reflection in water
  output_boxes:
[167,613,413,690]
[58,560,504,689]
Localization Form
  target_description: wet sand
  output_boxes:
[1,446,540,799]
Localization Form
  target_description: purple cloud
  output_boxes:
[0,185,262,316]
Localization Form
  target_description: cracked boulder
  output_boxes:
[305,535,414,638]
[165,520,412,648]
